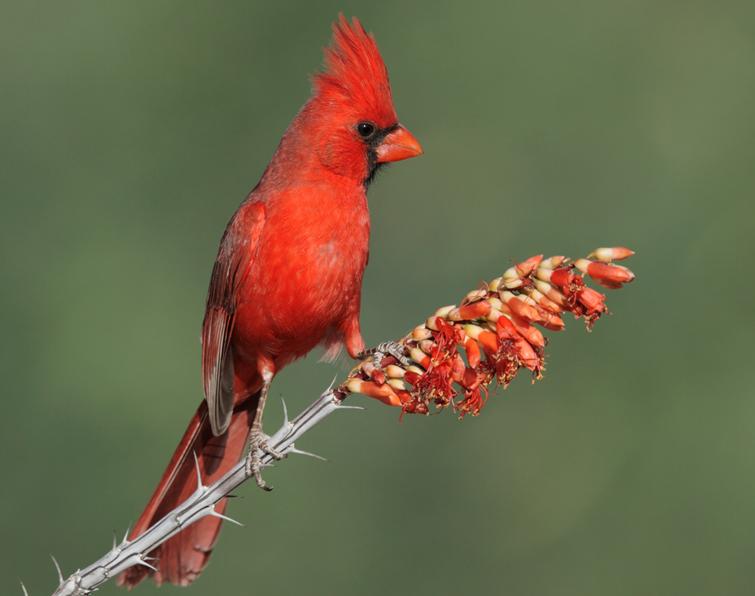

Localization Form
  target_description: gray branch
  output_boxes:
[32,384,359,596]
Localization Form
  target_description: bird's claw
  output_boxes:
[244,430,285,491]
[358,341,411,367]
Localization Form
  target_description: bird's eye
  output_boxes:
[356,121,376,139]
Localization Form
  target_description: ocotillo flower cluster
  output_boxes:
[343,247,635,418]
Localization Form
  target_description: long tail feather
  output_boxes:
[118,394,257,588]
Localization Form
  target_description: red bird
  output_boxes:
[119,16,422,588]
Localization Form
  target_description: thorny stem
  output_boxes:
[41,384,359,596]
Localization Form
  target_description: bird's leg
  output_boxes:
[357,341,412,367]
[244,373,285,491]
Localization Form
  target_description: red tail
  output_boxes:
[118,394,257,588]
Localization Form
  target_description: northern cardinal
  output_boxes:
[119,15,422,588]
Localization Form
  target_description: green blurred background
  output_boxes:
[2,1,754,594]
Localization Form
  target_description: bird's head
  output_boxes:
[306,15,423,185]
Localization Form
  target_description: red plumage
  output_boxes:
[119,15,421,588]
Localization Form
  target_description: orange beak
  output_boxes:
[375,125,423,163]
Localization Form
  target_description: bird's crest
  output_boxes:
[313,15,397,126]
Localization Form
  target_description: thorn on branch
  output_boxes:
[210,508,244,527]
[327,375,339,391]
[135,556,157,572]
[288,445,327,461]
[50,555,64,584]
[193,451,205,492]
[121,524,131,546]
[335,404,365,411]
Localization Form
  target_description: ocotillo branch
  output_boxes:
[30,246,635,595]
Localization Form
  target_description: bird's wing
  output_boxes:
[201,201,266,436]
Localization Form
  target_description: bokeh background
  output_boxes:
[2,1,754,594]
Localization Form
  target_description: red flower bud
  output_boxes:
[576,286,606,315]
[550,267,574,291]
[515,254,543,277]
[464,337,481,368]
[404,370,422,386]
[477,330,500,354]
[580,261,635,288]
[504,295,541,322]
[346,379,402,407]
[588,246,635,262]
[510,315,546,349]
[457,300,492,320]
[539,311,565,331]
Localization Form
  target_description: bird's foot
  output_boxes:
[357,341,411,367]
[244,429,285,492]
